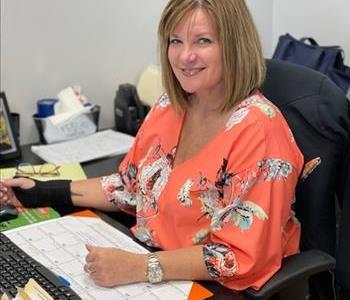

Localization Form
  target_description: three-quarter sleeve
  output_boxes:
[99,94,171,217]
[100,140,139,215]
[200,111,303,290]
[100,105,153,215]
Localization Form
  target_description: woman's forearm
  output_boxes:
[70,178,119,211]
[84,244,211,287]
[156,245,211,281]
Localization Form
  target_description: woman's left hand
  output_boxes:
[84,244,147,287]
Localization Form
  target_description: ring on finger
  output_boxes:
[87,265,95,274]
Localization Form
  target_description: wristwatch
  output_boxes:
[146,253,164,283]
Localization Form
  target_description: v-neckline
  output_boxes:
[170,91,262,170]
[171,108,229,171]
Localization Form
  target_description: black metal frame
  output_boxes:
[0,92,21,161]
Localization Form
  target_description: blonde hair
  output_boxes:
[158,0,266,112]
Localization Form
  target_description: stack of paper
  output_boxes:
[0,279,54,300]
[31,130,135,164]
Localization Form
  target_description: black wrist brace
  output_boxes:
[13,179,73,208]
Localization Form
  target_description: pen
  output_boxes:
[58,275,71,286]
[53,272,71,286]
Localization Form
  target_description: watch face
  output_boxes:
[147,253,163,283]
[148,265,163,283]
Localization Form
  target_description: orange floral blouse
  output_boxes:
[101,91,304,291]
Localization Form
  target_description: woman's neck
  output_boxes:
[188,90,226,117]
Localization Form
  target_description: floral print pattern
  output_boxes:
[158,94,171,107]
[231,200,268,231]
[239,94,280,114]
[192,228,210,244]
[258,158,292,181]
[301,157,321,182]
[139,155,171,210]
[203,243,239,280]
[177,179,194,207]
[101,162,138,215]
[225,95,279,132]
[225,107,250,131]
[134,145,175,247]
[254,102,276,118]
[178,159,268,232]
[133,217,155,246]
[100,92,303,290]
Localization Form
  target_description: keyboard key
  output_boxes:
[0,232,81,299]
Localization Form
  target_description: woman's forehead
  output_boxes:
[171,9,216,36]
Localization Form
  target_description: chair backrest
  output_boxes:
[261,59,350,290]
[134,61,350,259]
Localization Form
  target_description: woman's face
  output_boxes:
[168,9,224,99]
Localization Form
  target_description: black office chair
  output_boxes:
[242,59,350,300]
[116,60,350,299]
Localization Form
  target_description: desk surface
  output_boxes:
[2,144,243,300]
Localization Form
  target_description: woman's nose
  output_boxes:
[180,46,196,63]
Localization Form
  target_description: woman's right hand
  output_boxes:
[0,177,35,208]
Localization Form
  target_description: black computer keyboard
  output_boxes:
[0,232,81,299]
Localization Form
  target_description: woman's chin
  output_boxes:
[179,84,196,94]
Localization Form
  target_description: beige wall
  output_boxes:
[2,0,348,145]
[0,0,168,144]
[272,0,350,64]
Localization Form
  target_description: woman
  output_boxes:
[0,0,303,291]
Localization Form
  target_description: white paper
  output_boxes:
[49,106,90,126]
[31,130,135,164]
[55,87,84,114]
[5,216,192,300]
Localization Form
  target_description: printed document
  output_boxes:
[31,130,134,164]
[4,216,193,300]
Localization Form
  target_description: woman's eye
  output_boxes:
[198,38,212,44]
[169,38,182,45]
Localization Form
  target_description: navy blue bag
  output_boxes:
[273,33,350,95]
[328,64,350,95]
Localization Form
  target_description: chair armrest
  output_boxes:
[243,250,336,300]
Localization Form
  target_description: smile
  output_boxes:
[181,68,205,77]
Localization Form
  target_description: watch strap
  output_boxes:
[146,253,164,283]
